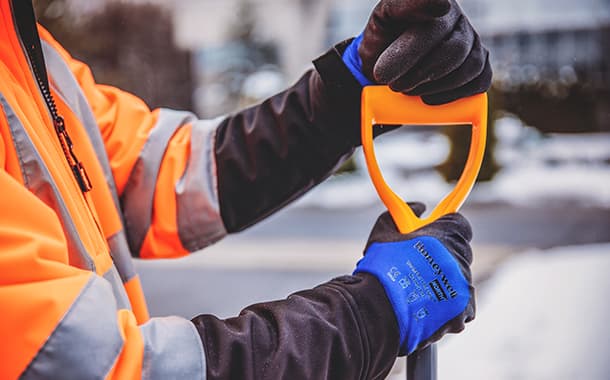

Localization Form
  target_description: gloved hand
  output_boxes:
[354,203,475,355]
[342,0,492,105]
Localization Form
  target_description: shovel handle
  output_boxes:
[361,86,488,234]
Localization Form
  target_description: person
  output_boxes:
[0,0,490,378]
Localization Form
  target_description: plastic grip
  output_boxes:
[361,86,488,234]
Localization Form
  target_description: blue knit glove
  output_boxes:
[354,203,475,355]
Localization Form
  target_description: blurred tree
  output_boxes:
[497,82,609,133]
[200,0,281,112]
[437,89,500,183]
[229,0,279,67]
[33,0,80,48]
[34,0,193,111]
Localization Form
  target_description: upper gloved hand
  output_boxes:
[354,202,475,355]
[342,0,492,105]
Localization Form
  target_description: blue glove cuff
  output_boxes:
[354,237,470,355]
[342,34,374,87]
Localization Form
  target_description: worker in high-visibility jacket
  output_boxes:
[1,0,491,379]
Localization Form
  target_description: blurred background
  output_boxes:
[34,0,610,379]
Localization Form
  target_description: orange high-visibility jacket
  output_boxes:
[1,0,368,378]
[0,0,230,379]
[1,2,223,378]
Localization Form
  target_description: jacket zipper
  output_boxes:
[12,0,92,193]
[28,55,93,193]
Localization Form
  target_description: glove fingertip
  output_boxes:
[372,60,394,85]
[391,0,451,21]
[452,322,466,334]
[452,212,474,243]
[421,92,459,105]
[423,0,452,18]
[421,55,493,105]
[407,202,426,217]
[372,38,417,84]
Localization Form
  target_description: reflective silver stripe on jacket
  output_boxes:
[0,92,94,272]
[140,316,206,380]
[103,265,132,311]
[176,118,227,251]
[20,275,206,380]
[107,229,138,283]
[121,109,195,255]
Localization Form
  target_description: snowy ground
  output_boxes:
[295,115,610,210]
[438,243,610,380]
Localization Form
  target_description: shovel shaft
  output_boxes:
[407,345,437,380]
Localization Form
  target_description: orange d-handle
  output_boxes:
[361,86,488,234]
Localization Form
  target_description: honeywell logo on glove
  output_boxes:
[414,241,458,301]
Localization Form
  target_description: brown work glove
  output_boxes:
[354,0,492,104]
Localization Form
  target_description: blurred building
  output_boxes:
[69,0,610,127]
[165,0,378,116]
[172,0,333,82]
[62,0,359,101]
[169,0,610,89]
[70,0,610,88]
[459,0,610,88]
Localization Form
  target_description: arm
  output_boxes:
[190,203,475,379]
[215,49,362,232]
[192,273,400,379]
[220,0,492,229]
[39,27,362,258]
[1,163,473,379]
[38,0,490,258]
[217,0,492,230]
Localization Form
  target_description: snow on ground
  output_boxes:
[438,243,610,380]
[295,131,457,209]
[363,132,450,171]
[295,116,610,210]
[296,170,453,210]
[480,116,610,207]
[473,163,610,207]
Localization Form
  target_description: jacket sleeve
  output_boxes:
[40,28,363,258]
[214,41,363,232]
[192,273,401,380]
[0,170,206,380]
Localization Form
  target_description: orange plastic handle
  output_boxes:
[361,86,488,233]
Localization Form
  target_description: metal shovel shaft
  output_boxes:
[407,345,437,380]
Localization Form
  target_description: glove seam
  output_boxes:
[312,41,365,146]
[312,39,363,97]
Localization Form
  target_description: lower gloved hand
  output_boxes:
[342,0,492,105]
[354,203,475,355]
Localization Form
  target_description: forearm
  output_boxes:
[191,273,400,380]
[215,41,362,232]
